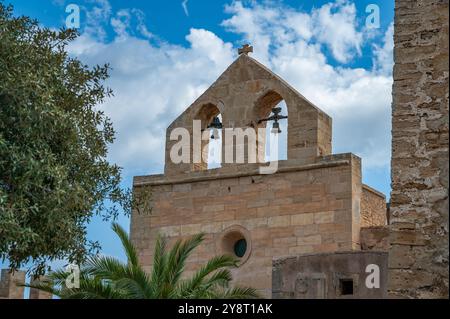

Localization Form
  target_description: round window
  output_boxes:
[219,226,252,266]
[233,238,247,258]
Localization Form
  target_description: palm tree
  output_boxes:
[25,223,259,299]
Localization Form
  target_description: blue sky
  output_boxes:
[3,0,394,271]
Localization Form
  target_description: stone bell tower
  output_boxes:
[131,45,387,298]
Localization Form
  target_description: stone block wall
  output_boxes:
[389,0,449,298]
[0,270,53,299]
[29,276,53,300]
[0,269,25,299]
[360,226,390,251]
[272,251,388,299]
[131,154,362,297]
[361,185,387,227]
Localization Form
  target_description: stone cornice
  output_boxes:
[133,158,352,187]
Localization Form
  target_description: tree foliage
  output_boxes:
[26,223,259,299]
[0,3,130,274]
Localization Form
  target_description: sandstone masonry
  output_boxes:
[131,52,387,297]
[389,0,449,298]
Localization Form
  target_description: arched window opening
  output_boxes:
[254,91,288,163]
[193,103,222,171]
[264,100,288,162]
[207,114,222,169]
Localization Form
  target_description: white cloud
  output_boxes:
[222,0,363,64]
[132,8,154,40]
[221,1,393,169]
[222,1,278,65]
[83,0,112,40]
[52,0,66,7]
[373,22,394,75]
[89,6,154,41]
[69,0,393,178]
[311,0,363,63]
[68,28,234,174]
[110,9,132,39]
[182,0,189,17]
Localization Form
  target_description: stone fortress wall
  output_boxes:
[0,269,52,299]
[388,0,449,298]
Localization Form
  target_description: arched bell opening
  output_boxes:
[207,114,223,169]
[253,90,288,163]
[193,103,223,171]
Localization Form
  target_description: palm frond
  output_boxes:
[218,286,260,299]
[179,269,233,299]
[112,222,139,267]
[83,255,129,280]
[113,277,146,299]
[150,234,168,296]
[177,255,237,297]
[200,268,233,289]
[23,223,258,300]
[45,269,74,287]
[164,233,204,288]
[83,255,152,298]
[23,281,62,298]
[65,277,127,299]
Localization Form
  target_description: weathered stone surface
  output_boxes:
[0,269,25,299]
[131,51,386,298]
[389,0,449,298]
[361,185,387,227]
[163,54,334,175]
[29,276,53,299]
[360,226,390,251]
[132,156,365,297]
[272,251,388,299]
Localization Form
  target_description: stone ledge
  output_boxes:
[360,226,390,251]
[362,184,386,199]
[273,250,388,266]
[133,154,356,187]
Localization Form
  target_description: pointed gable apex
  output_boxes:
[164,52,332,175]
[167,54,325,130]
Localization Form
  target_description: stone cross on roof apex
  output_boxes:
[238,44,253,55]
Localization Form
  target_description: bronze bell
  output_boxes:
[271,121,281,134]
[258,106,287,134]
[208,116,223,139]
[211,128,219,140]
